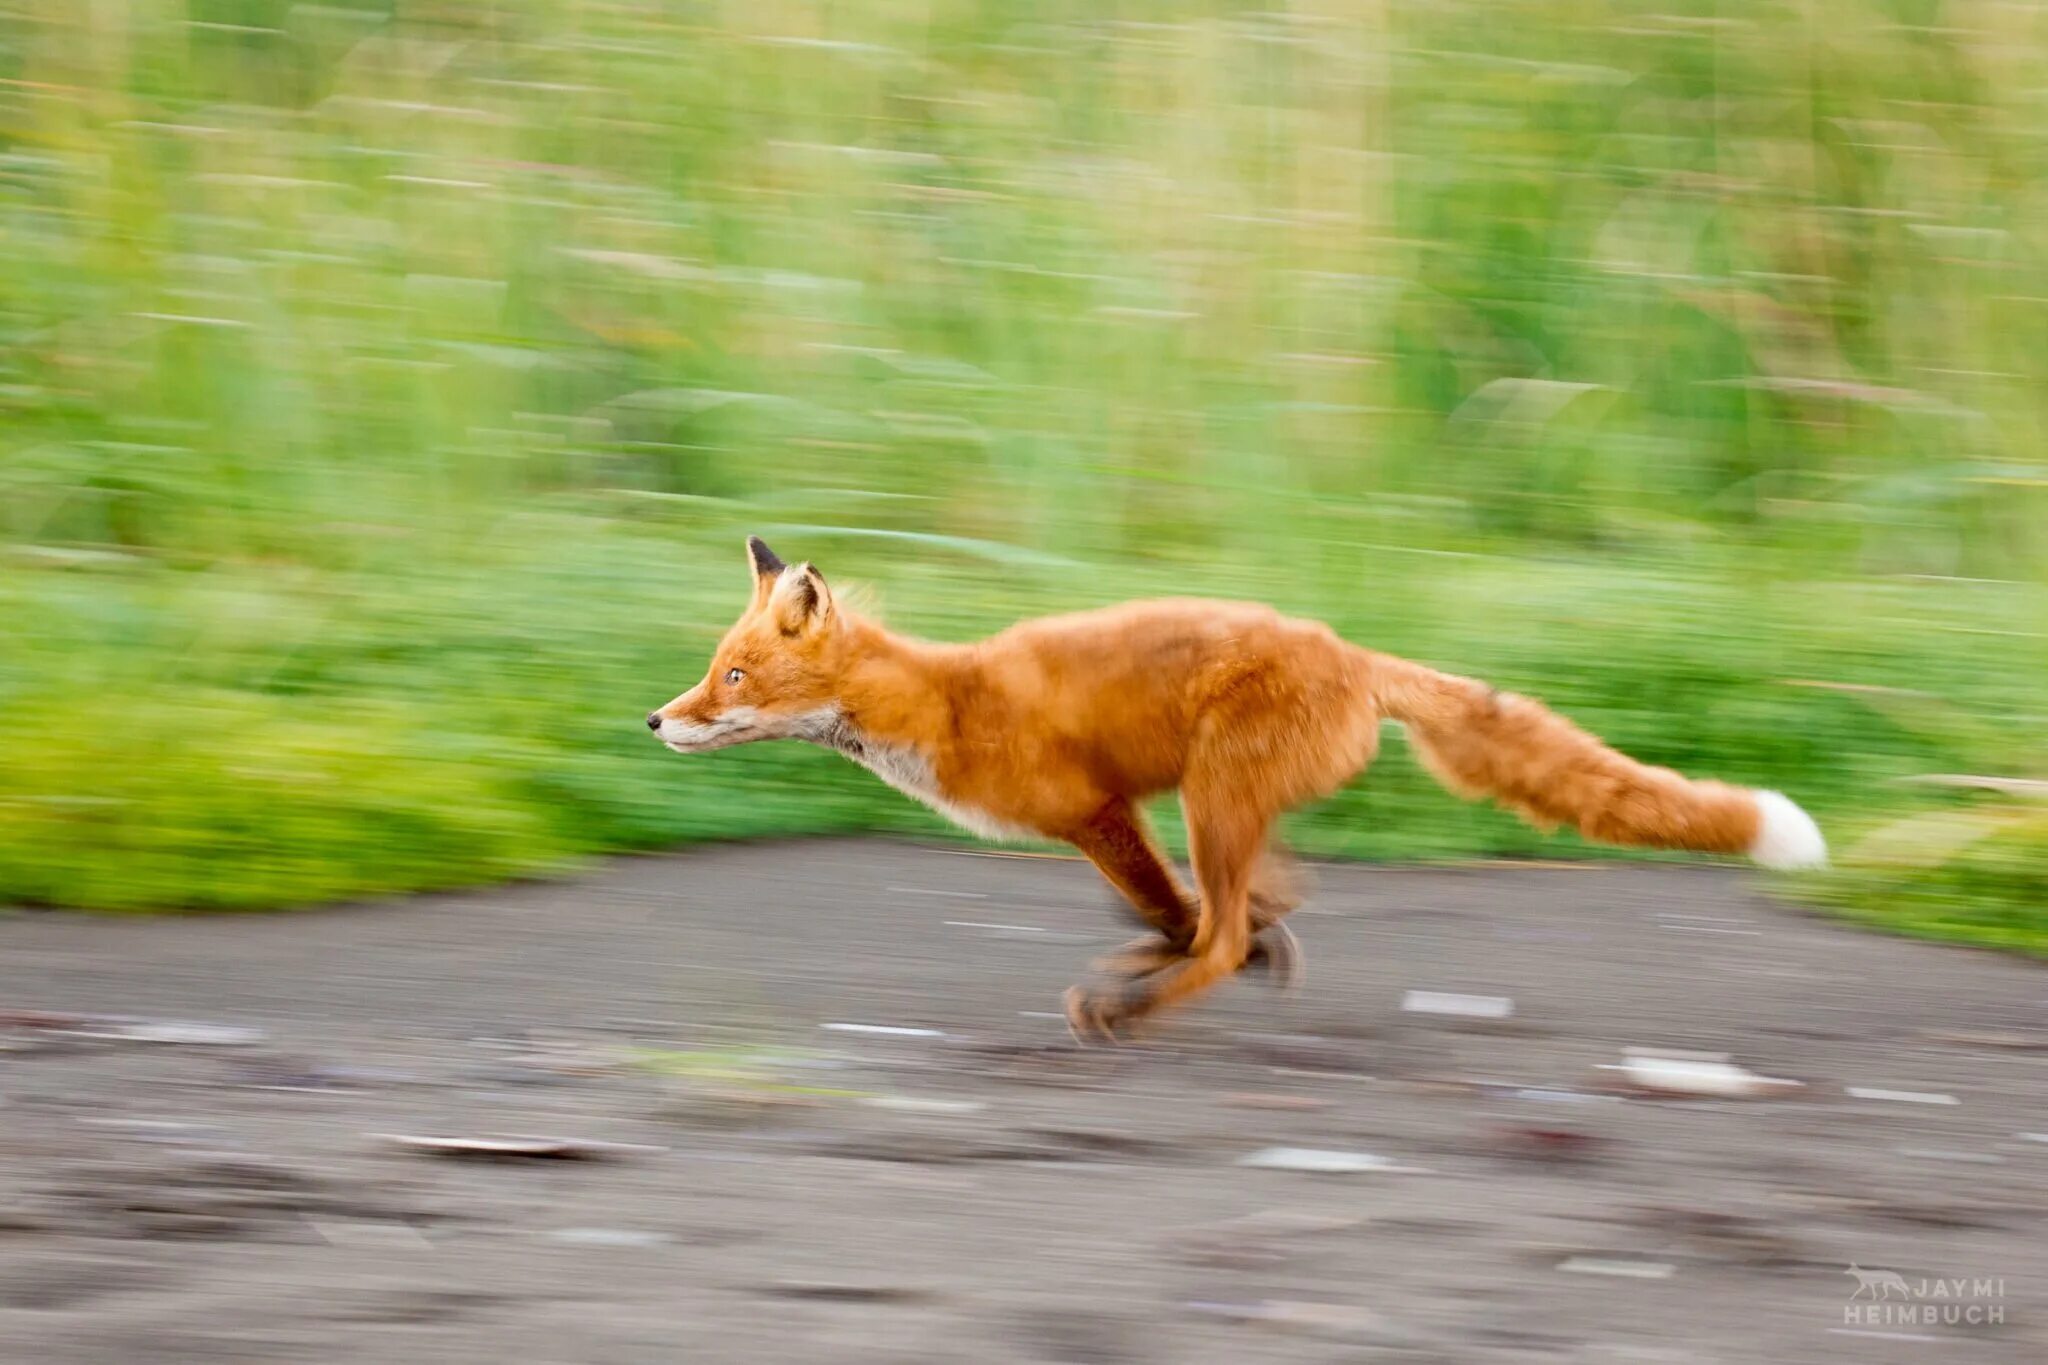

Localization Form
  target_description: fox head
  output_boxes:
[646,536,848,753]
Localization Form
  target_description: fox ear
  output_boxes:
[746,535,785,607]
[769,562,833,635]
[746,535,785,579]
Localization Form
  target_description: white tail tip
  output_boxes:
[1749,790,1827,870]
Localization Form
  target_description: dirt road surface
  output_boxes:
[2,840,2043,1363]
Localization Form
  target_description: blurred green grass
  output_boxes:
[1,2,2042,945]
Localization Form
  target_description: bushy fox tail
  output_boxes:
[1368,654,1826,869]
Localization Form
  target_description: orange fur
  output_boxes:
[651,538,1817,1040]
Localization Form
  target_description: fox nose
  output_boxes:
[645,711,663,732]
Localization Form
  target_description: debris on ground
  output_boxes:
[1237,1146,1424,1174]
[1845,1086,1959,1106]
[1401,990,1514,1020]
[756,1280,938,1304]
[862,1095,987,1115]
[1923,1028,2048,1052]
[1603,1049,1804,1099]
[1556,1256,1676,1279]
[104,1022,268,1046]
[1494,1126,1611,1162]
[1488,1082,1615,1103]
[24,1016,267,1047]
[379,1134,665,1160]
[821,1022,944,1038]
[545,1228,673,1248]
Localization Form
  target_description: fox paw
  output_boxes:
[1063,981,1151,1046]
[1245,921,1305,992]
[1090,934,1188,980]
[1093,924,1303,991]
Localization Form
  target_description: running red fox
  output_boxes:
[649,537,1826,1041]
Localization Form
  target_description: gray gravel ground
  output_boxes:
[2,839,2043,1363]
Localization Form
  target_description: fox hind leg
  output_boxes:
[1066,768,1272,1042]
[1245,839,1306,989]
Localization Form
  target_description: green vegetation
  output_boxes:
[2,2,2042,945]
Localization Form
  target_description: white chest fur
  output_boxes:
[797,708,1031,842]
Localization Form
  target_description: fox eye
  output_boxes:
[724,668,746,686]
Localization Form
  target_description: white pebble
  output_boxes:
[1846,1087,1959,1106]
[821,1023,943,1038]
[1239,1147,1415,1174]
[1557,1257,1675,1279]
[1401,991,1513,1019]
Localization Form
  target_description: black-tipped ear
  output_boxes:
[746,535,785,578]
